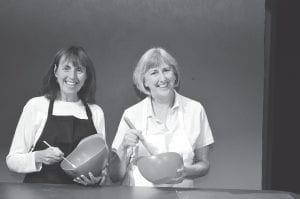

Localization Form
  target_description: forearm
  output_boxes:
[108,146,128,183]
[6,152,42,173]
[184,160,210,179]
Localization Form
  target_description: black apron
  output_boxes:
[23,99,97,184]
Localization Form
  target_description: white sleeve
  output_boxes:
[195,106,214,149]
[6,100,42,173]
[91,105,106,140]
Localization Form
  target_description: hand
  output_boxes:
[74,168,107,186]
[166,166,186,184]
[121,129,144,149]
[35,147,64,165]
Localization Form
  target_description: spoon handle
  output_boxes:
[42,141,76,168]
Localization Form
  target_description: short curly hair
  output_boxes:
[133,47,180,95]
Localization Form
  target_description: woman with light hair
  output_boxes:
[110,47,214,187]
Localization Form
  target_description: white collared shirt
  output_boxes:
[6,96,106,173]
[112,91,214,187]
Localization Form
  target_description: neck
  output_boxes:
[150,92,175,123]
[57,92,79,102]
[151,91,175,109]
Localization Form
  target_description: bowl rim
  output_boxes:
[137,151,182,160]
[61,143,108,171]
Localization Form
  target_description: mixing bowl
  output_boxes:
[60,134,108,179]
[137,152,183,184]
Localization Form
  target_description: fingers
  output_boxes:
[177,165,187,176]
[166,176,184,184]
[126,129,140,140]
[134,131,145,141]
[125,136,138,145]
[99,168,107,185]
[51,147,64,157]
[165,167,186,184]
[99,175,106,185]
[176,167,184,174]
[129,130,143,139]
[38,147,64,165]
[88,172,99,184]
[42,155,62,165]
[44,147,63,157]
[102,167,108,176]
[46,147,64,158]
[74,174,93,186]
[166,171,185,184]
[74,175,88,186]
[74,171,106,186]
[123,129,141,148]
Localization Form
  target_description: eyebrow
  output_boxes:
[148,65,171,70]
[61,64,85,69]
[61,64,71,68]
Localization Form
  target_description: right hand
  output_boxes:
[74,168,107,186]
[35,147,64,165]
[121,129,144,150]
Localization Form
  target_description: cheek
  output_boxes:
[171,76,177,84]
[79,73,87,83]
[166,73,176,84]
[144,77,157,88]
[143,80,149,88]
[54,70,61,79]
[55,74,64,83]
[144,76,151,87]
[55,70,68,81]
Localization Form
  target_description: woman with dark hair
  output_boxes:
[110,47,214,187]
[6,46,106,186]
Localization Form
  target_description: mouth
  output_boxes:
[64,80,78,86]
[156,82,169,88]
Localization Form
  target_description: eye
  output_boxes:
[163,68,171,72]
[162,65,173,72]
[148,69,158,75]
[76,67,85,73]
[62,65,71,71]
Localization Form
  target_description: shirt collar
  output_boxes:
[146,90,181,118]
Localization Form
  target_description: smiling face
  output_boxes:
[144,63,176,100]
[55,56,87,101]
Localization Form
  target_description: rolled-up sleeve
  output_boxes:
[6,100,42,173]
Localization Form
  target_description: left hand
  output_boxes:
[74,168,107,186]
[165,166,187,184]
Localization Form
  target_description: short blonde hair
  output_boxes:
[133,47,180,95]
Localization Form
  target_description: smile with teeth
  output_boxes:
[65,80,78,86]
[157,83,168,88]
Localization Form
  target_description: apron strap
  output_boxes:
[83,101,95,129]
[47,99,54,118]
[83,102,92,119]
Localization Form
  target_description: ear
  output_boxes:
[174,76,178,87]
[143,77,149,88]
[54,64,58,77]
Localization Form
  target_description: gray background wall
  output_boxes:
[0,0,264,189]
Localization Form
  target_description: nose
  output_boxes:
[158,71,167,81]
[68,68,78,80]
